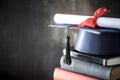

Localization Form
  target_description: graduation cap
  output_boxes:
[48,24,77,65]
[49,7,110,65]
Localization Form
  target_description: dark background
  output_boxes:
[0,0,120,80]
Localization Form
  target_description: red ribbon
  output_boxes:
[77,7,110,28]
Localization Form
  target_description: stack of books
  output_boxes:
[49,12,120,80]
[54,28,120,80]
[53,47,120,80]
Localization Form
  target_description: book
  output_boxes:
[54,67,100,80]
[63,48,120,66]
[60,55,120,80]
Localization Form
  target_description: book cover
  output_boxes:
[54,67,100,80]
[60,55,120,80]
[63,48,120,66]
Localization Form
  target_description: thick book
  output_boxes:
[54,67,100,80]
[60,55,120,80]
[63,48,120,66]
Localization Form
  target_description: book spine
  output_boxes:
[63,49,105,66]
[60,56,112,80]
[54,67,100,80]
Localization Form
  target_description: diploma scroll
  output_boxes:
[54,14,120,29]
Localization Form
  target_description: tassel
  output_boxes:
[63,27,71,65]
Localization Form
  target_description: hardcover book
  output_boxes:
[63,48,120,66]
[54,67,100,80]
[60,55,120,80]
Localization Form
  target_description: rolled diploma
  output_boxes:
[54,14,120,29]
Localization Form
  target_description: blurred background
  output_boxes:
[0,0,120,80]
